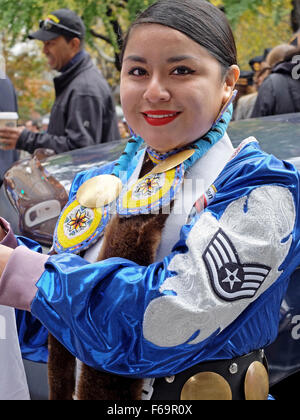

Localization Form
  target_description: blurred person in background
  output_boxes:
[255,44,296,89]
[25,119,41,133]
[0,77,19,184]
[0,9,119,154]
[252,44,299,117]
[233,71,256,120]
[118,119,130,138]
[233,52,270,121]
[41,116,49,133]
[235,44,296,120]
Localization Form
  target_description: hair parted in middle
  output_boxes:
[120,0,237,76]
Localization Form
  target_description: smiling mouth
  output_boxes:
[142,111,181,126]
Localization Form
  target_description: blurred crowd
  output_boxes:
[233,32,300,120]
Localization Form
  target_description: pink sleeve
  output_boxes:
[0,218,49,311]
[0,218,18,248]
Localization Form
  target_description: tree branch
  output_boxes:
[93,43,115,63]
[90,28,112,45]
[291,0,300,32]
[89,4,125,71]
[107,5,123,49]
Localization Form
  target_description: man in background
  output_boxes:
[251,44,299,117]
[0,9,119,154]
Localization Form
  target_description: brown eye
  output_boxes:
[172,66,195,75]
[128,67,148,76]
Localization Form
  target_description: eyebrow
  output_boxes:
[124,55,198,63]
[124,55,147,63]
[167,55,198,63]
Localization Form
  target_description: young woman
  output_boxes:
[0,0,299,400]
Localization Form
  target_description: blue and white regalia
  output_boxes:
[1,132,300,398]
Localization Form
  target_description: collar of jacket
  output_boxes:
[60,50,86,73]
[271,59,296,76]
[53,51,93,93]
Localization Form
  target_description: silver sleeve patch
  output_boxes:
[143,185,296,348]
[203,228,271,301]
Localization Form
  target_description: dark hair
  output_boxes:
[284,45,300,62]
[63,34,85,50]
[120,0,237,75]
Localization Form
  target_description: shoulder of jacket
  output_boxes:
[73,65,110,92]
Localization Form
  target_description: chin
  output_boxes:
[141,132,180,152]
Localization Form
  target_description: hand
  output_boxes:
[0,126,25,150]
[0,245,13,277]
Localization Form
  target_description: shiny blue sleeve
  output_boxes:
[15,151,145,364]
[15,236,49,363]
[30,144,300,377]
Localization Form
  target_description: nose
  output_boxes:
[143,76,171,103]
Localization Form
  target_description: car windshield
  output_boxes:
[41,139,128,192]
[37,114,300,193]
[228,113,300,161]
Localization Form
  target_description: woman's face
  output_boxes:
[120,24,236,152]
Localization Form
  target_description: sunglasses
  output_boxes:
[39,19,82,37]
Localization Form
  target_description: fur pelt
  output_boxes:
[48,334,75,400]
[48,211,169,400]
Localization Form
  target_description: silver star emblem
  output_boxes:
[222,268,242,290]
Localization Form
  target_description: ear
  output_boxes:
[222,65,240,104]
[70,37,81,53]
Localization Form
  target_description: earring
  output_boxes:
[212,89,238,128]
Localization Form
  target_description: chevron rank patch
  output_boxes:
[203,228,271,302]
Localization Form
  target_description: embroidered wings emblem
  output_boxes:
[203,228,271,301]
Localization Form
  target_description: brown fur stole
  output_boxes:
[48,211,170,400]
[48,212,169,399]
[48,157,171,399]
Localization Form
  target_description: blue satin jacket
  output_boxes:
[16,141,300,378]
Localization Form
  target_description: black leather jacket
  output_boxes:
[17,52,120,154]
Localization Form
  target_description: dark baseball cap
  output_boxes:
[28,9,85,41]
[236,70,254,87]
[249,49,271,72]
[249,55,264,72]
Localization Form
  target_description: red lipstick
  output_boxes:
[142,110,181,126]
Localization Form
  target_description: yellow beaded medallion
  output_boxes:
[117,165,184,216]
[54,198,108,253]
